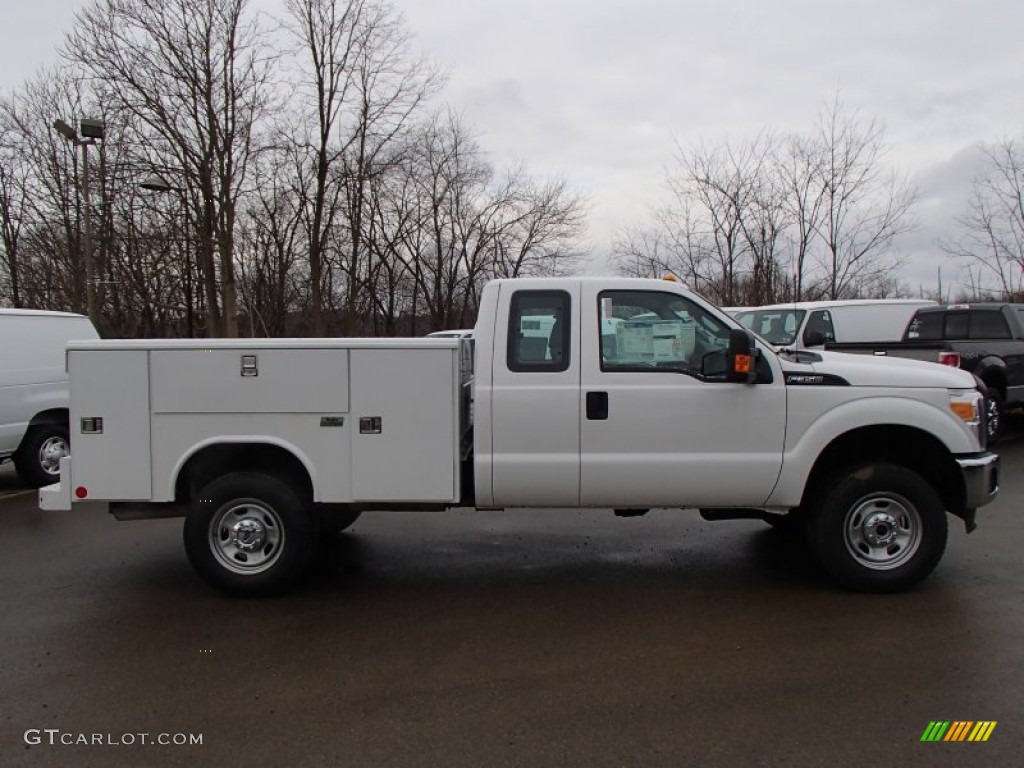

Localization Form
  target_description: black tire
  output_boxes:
[183,472,317,597]
[14,423,70,488]
[985,389,1004,444]
[764,509,806,537]
[805,464,947,593]
[333,508,362,533]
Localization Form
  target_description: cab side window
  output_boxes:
[598,290,730,377]
[507,291,570,372]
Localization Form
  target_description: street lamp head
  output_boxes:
[80,118,105,140]
[53,119,78,143]
[140,173,178,193]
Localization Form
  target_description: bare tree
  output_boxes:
[0,103,28,306]
[943,138,1024,299]
[813,96,917,299]
[625,135,785,305]
[0,69,97,315]
[777,133,826,301]
[66,0,273,337]
[284,0,367,335]
[615,97,917,305]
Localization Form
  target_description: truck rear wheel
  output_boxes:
[184,472,317,597]
[806,464,947,593]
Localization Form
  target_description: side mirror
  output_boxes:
[727,328,758,384]
[803,330,826,347]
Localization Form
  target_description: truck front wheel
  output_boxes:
[806,464,947,593]
[184,472,317,597]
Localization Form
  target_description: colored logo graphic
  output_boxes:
[921,721,997,742]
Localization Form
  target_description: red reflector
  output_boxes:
[734,354,752,374]
[938,351,960,367]
[74,486,88,499]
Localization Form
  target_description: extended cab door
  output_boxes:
[578,285,786,507]
[485,283,581,506]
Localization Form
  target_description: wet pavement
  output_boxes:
[0,432,1022,767]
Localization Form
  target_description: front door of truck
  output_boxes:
[578,286,786,507]
[488,284,581,506]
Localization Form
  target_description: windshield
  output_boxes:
[734,309,806,346]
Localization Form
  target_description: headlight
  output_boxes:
[949,390,984,446]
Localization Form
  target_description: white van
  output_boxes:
[1,309,99,486]
[734,299,936,351]
[719,307,751,318]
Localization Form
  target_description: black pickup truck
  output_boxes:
[826,303,1024,441]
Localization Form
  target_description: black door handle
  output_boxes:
[586,391,609,420]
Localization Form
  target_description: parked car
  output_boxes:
[0,309,99,486]
[826,302,1024,442]
[734,299,936,351]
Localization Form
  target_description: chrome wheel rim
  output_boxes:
[38,436,68,476]
[209,501,285,574]
[843,493,922,570]
[986,397,1001,441]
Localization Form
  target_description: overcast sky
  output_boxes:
[3,0,1023,294]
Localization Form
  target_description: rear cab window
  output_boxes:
[905,308,1011,340]
[969,311,1011,339]
[507,291,570,372]
[905,312,943,340]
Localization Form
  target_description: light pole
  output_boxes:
[140,172,195,337]
[53,118,104,324]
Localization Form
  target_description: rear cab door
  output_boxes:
[481,280,582,507]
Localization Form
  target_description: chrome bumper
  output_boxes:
[956,452,999,511]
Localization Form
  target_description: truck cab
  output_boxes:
[474,279,787,509]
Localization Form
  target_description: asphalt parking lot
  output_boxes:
[0,430,1021,768]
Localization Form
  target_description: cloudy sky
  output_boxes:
[3,0,1023,294]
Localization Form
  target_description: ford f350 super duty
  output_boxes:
[39,278,999,596]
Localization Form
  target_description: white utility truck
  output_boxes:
[40,278,998,596]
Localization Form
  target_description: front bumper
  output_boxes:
[956,451,999,518]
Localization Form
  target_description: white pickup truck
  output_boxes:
[40,277,999,596]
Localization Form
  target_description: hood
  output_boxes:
[779,350,977,389]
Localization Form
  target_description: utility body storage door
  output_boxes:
[578,284,786,507]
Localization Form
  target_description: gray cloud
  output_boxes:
[4,0,1023,294]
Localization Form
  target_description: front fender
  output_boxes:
[767,393,977,507]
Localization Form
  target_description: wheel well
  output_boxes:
[979,368,1007,398]
[801,426,965,515]
[16,409,69,453]
[26,408,69,429]
[174,443,313,503]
